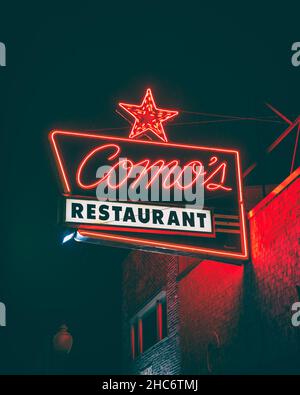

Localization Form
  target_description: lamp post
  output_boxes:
[52,324,73,374]
[53,324,73,354]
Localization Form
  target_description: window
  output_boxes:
[130,291,167,359]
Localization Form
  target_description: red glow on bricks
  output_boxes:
[249,168,300,265]
[178,259,244,372]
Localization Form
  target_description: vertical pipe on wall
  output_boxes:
[130,324,135,359]
[157,301,163,341]
[138,319,143,354]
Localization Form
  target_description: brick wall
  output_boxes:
[178,259,244,374]
[122,168,300,374]
[122,251,181,374]
[247,169,300,372]
[179,169,300,374]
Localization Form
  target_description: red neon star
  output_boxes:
[119,88,178,142]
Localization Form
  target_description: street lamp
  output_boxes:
[53,324,73,354]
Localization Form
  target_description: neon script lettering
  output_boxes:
[76,143,232,192]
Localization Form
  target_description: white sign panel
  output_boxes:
[65,198,213,235]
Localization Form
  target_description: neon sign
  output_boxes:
[49,89,248,261]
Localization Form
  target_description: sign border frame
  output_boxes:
[49,130,249,260]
